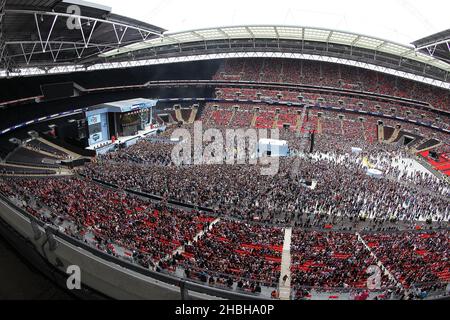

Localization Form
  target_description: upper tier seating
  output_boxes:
[214,59,450,111]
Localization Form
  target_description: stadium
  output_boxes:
[0,0,449,302]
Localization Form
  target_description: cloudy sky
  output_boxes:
[90,0,448,45]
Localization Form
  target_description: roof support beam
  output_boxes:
[0,0,16,73]
[2,22,450,80]
[351,35,361,46]
[426,45,437,57]
[2,9,164,70]
[0,0,5,60]
[85,20,98,48]
[191,31,205,41]
[274,26,280,48]
[245,26,255,39]
[216,28,230,39]
[0,44,6,61]
[8,41,115,64]
[0,0,5,24]
[7,41,116,47]
[274,26,280,39]
[97,26,450,74]
[137,29,151,41]
[112,24,129,45]
[415,38,450,51]
[48,42,64,62]
[47,52,450,87]
[301,28,305,50]
[34,13,45,52]
[326,31,334,43]
[20,43,36,65]
[376,41,387,50]
[43,15,58,52]
[6,10,163,37]
[399,49,415,58]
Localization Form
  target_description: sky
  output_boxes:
[89,0,449,45]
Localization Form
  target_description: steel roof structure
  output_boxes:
[413,29,450,65]
[101,25,450,71]
[100,25,450,78]
[1,2,449,90]
[0,0,165,73]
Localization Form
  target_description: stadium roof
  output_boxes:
[0,0,165,71]
[99,25,450,73]
[93,0,450,46]
[93,25,450,87]
[413,29,450,65]
[1,1,449,90]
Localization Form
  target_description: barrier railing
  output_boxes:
[0,191,267,300]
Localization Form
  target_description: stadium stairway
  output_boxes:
[272,114,279,129]
[192,218,220,243]
[377,125,384,143]
[38,138,82,159]
[188,106,198,124]
[386,126,401,143]
[23,145,57,159]
[162,218,221,263]
[382,126,394,141]
[0,163,72,176]
[357,121,366,141]
[278,227,292,300]
[155,115,164,125]
[228,109,237,126]
[295,114,303,131]
[405,137,424,151]
[259,60,266,82]
[175,108,184,123]
[356,232,406,295]
[279,63,284,82]
[339,119,345,135]
[251,112,258,127]
[167,112,177,124]
[414,140,442,153]
[317,119,323,134]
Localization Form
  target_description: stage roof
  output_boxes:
[97,98,156,113]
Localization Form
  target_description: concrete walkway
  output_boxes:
[356,232,405,295]
[0,162,73,177]
[163,217,221,262]
[37,137,82,159]
[279,227,292,300]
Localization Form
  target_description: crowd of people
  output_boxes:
[99,139,174,166]
[180,220,284,287]
[0,177,212,267]
[80,119,449,224]
[0,95,448,299]
[361,230,449,292]
[214,58,450,112]
[290,229,393,295]
[1,173,447,299]
[217,87,450,131]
